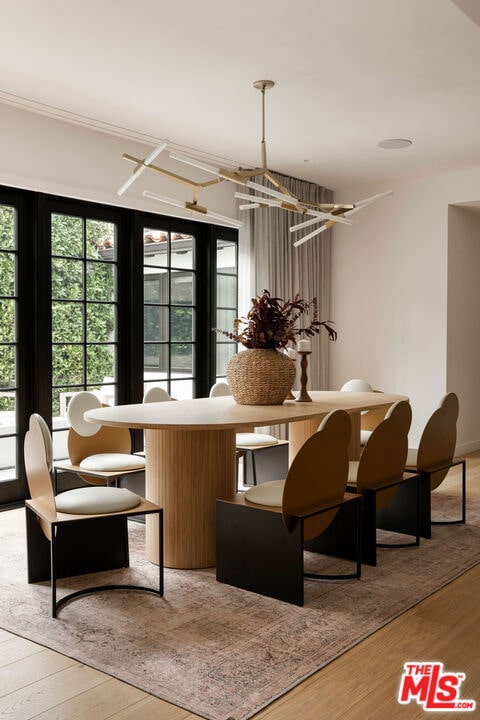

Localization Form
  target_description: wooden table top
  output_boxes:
[85,391,408,432]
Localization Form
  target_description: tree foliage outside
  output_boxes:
[0,208,117,413]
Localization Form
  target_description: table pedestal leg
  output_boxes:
[288,411,362,464]
[145,428,236,569]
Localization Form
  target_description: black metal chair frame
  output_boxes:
[25,501,163,617]
[216,493,362,606]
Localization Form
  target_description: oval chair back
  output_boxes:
[209,382,231,397]
[282,409,351,541]
[143,386,171,403]
[356,400,412,510]
[66,391,133,473]
[416,392,459,490]
[24,414,56,539]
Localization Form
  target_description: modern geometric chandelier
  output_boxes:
[117,80,392,246]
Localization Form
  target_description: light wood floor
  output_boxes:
[1,454,479,720]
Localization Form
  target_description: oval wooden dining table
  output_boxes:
[85,391,408,569]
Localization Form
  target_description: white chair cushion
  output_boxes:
[348,461,359,484]
[406,448,418,468]
[55,486,141,514]
[360,429,372,445]
[143,386,171,403]
[235,433,278,448]
[244,479,285,507]
[79,453,146,472]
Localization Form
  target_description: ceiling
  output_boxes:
[1,0,480,190]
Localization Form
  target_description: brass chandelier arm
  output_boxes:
[123,153,223,191]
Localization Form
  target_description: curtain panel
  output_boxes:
[250,172,333,394]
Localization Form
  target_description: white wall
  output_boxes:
[331,167,480,450]
[0,102,238,222]
[447,206,480,453]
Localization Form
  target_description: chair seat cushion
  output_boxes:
[235,433,278,448]
[406,448,418,468]
[55,486,141,514]
[244,479,285,506]
[360,429,372,445]
[79,453,146,472]
[348,460,359,484]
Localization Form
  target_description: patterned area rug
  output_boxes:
[1,491,479,720]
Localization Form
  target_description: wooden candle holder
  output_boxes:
[296,351,312,402]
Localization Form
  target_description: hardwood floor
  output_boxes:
[1,454,479,720]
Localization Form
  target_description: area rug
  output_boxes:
[1,490,479,720]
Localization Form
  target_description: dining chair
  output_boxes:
[216,409,362,606]
[209,381,287,487]
[376,392,465,539]
[53,391,146,491]
[24,414,163,617]
[312,400,419,566]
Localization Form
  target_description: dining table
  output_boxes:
[85,390,408,569]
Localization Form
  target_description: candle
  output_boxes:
[297,339,311,352]
[286,348,297,360]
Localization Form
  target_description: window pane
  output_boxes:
[0,206,15,250]
[0,346,15,387]
[0,253,15,296]
[217,240,237,274]
[145,306,169,343]
[87,304,116,342]
[171,344,193,376]
[171,307,193,342]
[52,344,84,385]
[217,274,237,307]
[0,388,15,414]
[0,300,15,342]
[216,309,236,334]
[216,343,236,376]
[86,262,115,301]
[87,219,116,260]
[171,270,193,305]
[171,233,194,270]
[87,344,115,384]
[144,343,168,373]
[51,214,83,257]
[144,229,169,267]
[145,269,168,304]
[52,258,83,300]
[169,379,193,400]
[0,436,16,479]
[52,302,84,342]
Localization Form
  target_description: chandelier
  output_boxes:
[117,80,392,245]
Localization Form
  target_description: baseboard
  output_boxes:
[456,439,480,456]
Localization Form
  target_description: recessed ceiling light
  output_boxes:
[378,138,413,150]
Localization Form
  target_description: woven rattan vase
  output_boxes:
[226,349,296,405]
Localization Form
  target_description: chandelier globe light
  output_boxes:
[116,80,392,245]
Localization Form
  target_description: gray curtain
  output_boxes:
[250,172,333,438]
[251,172,333,389]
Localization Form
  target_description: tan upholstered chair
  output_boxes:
[406,393,464,538]
[216,410,362,606]
[310,400,418,566]
[54,391,145,490]
[24,414,163,617]
[375,393,464,539]
[210,381,288,487]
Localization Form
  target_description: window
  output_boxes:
[143,228,196,400]
[50,212,118,460]
[0,186,238,503]
[0,204,17,483]
[215,238,238,380]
